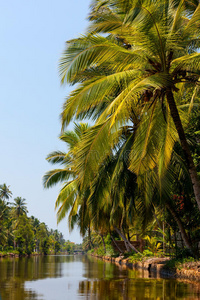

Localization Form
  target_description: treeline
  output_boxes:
[0,183,81,255]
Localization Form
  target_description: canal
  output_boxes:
[0,255,200,299]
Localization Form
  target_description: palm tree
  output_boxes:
[0,183,12,201]
[12,197,28,218]
[59,0,200,211]
[43,123,90,225]
[0,199,10,221]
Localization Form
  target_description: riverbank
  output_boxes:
[0,252,19,258]
[0,251,75,258]
[0,252,42,258]
[90,254,200,281]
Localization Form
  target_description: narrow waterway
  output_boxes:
[0,255,200,300]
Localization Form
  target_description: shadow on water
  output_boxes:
[0,255,200,300]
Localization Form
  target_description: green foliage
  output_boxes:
[104,234,112,245]
[12,197,28,217]
[87,249,94,254]
[54,241,61,254]
[63,240,75,254]
[14,215,35,255]
[105,245,116,256]
[104,234,116,256]
[126,248,159,263]
[175,247,195,259]
[97,246,106,256]
[0,184,12,200]
[129,253,144,263]
[41,238,50,255]
[42,0,200,259]
[164,257,196,270]
[0,182,78,256]
[142,249,154,257]
[144,235,162,256]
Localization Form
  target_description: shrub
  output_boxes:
[143,249,154,257]
[87,249,94,254]
[105,245,115,256]
[129,253,143,263]
[176,247,195,259]
[97,246,105,256]
[164,257,196,270]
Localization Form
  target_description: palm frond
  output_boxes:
[43,169,73,188]
[171,52,200,73]
[45,151,69,165]
[55,180,78,223]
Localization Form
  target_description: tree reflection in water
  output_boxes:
[78,277,200,300]
[79,256,200,300]
[0,255,74,300]
[0,255,200,300]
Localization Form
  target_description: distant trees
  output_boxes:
[63,240,75,254]
[0,183,77,255]
[14,215,35,255]
[0,183,12,201]
[12,197,28,218]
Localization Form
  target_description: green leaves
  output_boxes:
[44,0,200,246]
[171,53,200,73]
[55,180,78,224]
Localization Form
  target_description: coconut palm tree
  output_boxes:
[12,197,28,218]
[43,123,90,225]
[59,0,200,211]
[0,199,10,221]
[0,183,12,201]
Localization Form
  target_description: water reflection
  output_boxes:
[0,255,199,300]
[0,255,75,300]
[79,256,200,300]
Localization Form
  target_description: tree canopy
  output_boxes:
[44,0,200,257]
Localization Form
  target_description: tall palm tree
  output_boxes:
[12,197,28,218]
[0,183,12,201]
[0,199,10,221]
[43,123,90,225]
[59,0,200,211]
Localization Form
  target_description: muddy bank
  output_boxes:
[90,254,200,281]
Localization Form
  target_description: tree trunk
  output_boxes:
[111,235,124,253]
[88,224,94,249]
[166,202,194,253]
[100,234,106,253]
[120,226,131,252]
[166,90,200,212]
[114,226,142,255]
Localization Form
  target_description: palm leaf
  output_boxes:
[43,169,73,188]
[46,151,69,165]
[55,180,78,223]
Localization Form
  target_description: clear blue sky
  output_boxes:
[0,0,91,243]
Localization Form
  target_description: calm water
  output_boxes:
[0,255,200,300]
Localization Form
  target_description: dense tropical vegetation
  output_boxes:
[44,0,200,259]
[0,183,81,255]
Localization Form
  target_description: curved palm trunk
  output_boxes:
[166,90,200,212]
[165,203,194,253]
[114,226,142,255]
[88,224,94,249]
[100,233,106,253]
[111,235,124,253]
